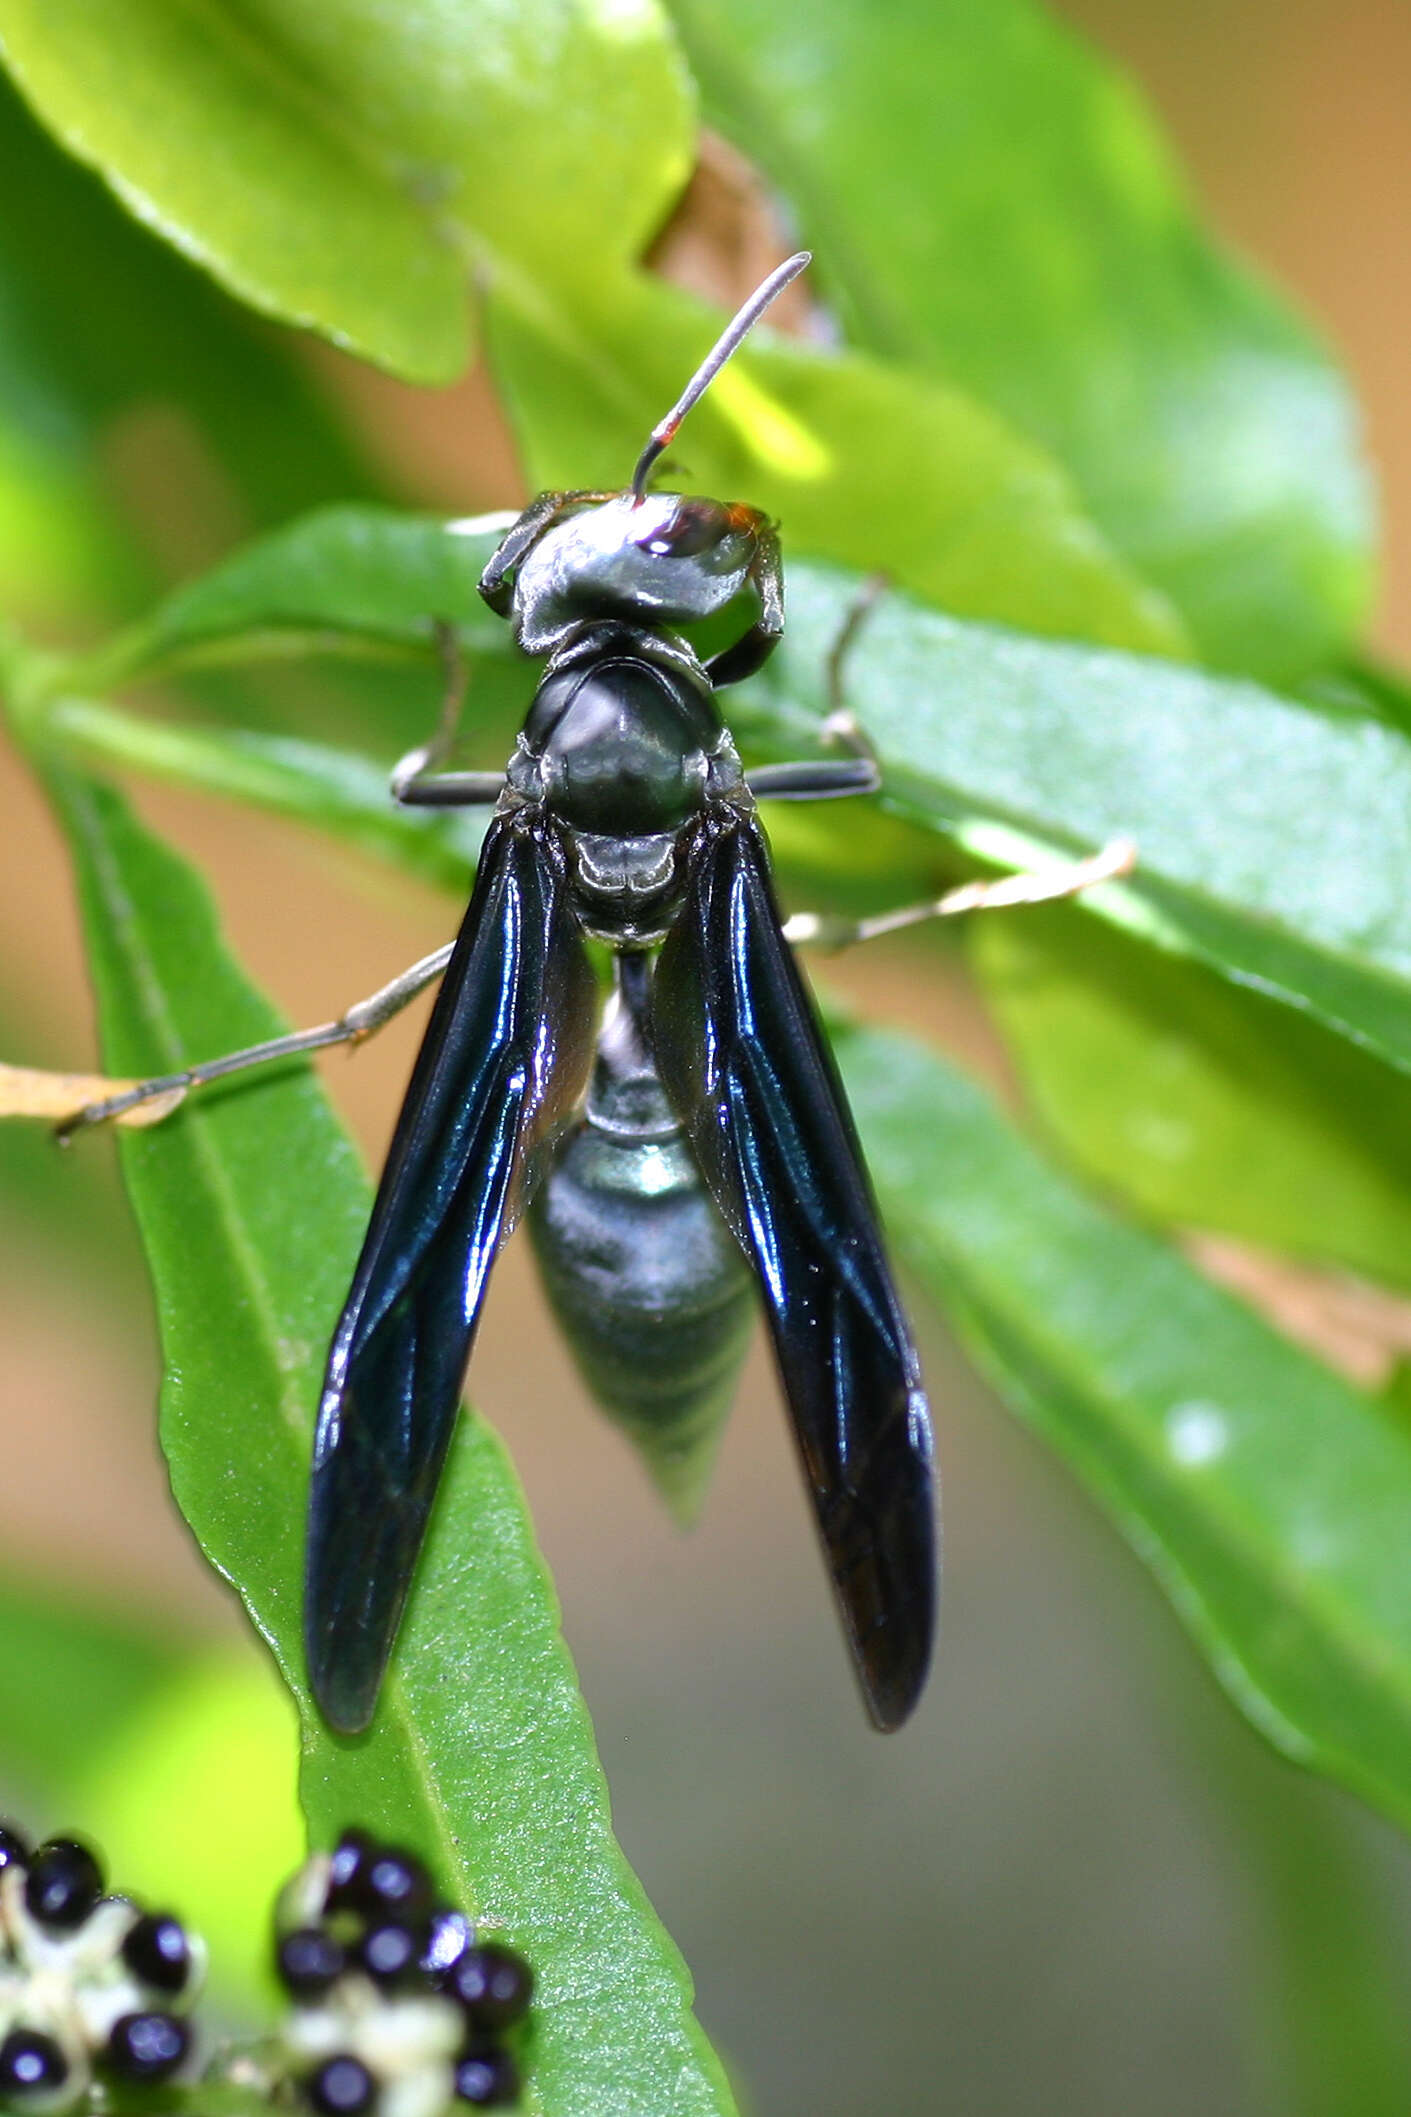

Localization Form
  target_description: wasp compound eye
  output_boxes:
[105,2011,191,2082]
[307,2054,378,2116]
[24,1839,103,1929]
[454,2044,521,2107]
[121,1912,195,1995]
[0,2028,69,2099]
[634,497,732,558]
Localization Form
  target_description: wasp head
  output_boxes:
[505,491,767,657]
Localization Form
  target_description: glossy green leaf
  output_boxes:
[487,267,1187,654]
[83,508,518,686]
[0,73,379,621]
[50,698,485,896]
[46,768,736,2117]
[975,906,1411,1294]
[839,1024,1411,1835]
[0,0,693,383]
[666,0,1373,679]
[743,560,1411,1076]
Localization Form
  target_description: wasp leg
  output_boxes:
[55,944,456,1138]
[390,620,507,809]
[819,569,890,765]
[477,489,620,616]
[742,574,892,800]
[705,524,785,689]
[746,757,879,799]
[782,837,1138,948]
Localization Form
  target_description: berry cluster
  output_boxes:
[0,1822,204,2112]
[275,1830,532,2116]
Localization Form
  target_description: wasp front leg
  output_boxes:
[818,569,889,767]
[741,571,888,802]
[704,522,785,689]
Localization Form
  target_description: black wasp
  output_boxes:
[314,250,935,1736]
[71,253,1128,1737]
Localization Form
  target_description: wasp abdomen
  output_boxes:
[527,984,753,1524]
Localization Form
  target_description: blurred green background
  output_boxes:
[2,0,1411,2111]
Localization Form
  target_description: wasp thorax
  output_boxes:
[526,656,712,837]
[509,492,760,655]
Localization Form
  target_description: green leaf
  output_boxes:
[742,560,1411,1077]
[0,1566,182,1795]
[0,73,379,621]
[975,906,1411,1295]
[666,0,1373,679]
[101,2084,274,2117]
[0,1568,296,2011]
[0,0,693,383]
[89,507,517,683]
[839,1023,1411,1836]
[50,700,486,896]
[45,767,737,2117]
[1306,656,1411,741]
[72,1645,303,2011]
[486,267,1187,654]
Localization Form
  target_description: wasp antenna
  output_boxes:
[630,250,812,498]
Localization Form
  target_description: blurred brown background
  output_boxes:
[2,2,1411,2111]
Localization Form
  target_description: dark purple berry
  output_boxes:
[324,1829,378,1914]
[307,2054,377,2115]
[0,1821,30,1873]
[357,1921,419,1987]
[454,2045,520,2107]
[0,2029,69,2096]
[362,1847,432,1923]
[447,1945,534,2030]
[122,1912,193,1994]
[423,1906,474,1978]
[324,1833,432,1924]
[24,1839,103,1929]
[105,2012,190,2082]
[278,1927,347,2000]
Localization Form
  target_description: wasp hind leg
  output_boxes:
[781,837,1137,949]
[55,945,456,1138]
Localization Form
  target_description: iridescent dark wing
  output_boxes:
[651,811,935,1729]
[305,812,596,1732]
